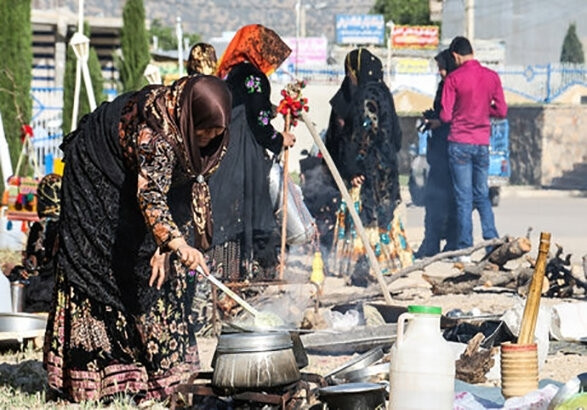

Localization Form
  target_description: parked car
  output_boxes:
[408,118,510,207]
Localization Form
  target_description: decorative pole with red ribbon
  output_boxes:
[276,80,309,280]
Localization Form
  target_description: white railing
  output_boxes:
[30,87,63,174]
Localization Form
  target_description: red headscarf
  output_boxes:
[216,24,291,79]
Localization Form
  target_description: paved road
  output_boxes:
[403,188,587,263]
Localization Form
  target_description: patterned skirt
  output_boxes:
[43,264,200,403]
[329,187,413,284]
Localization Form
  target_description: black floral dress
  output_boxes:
[44,89,203,403]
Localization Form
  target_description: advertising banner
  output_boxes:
[283,37,328,66]
[391,25,439,49]
[336,14,385,45]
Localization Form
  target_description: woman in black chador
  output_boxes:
[209,24,295,281]
[414,49,458,258]
[326,48,412,286]
[44,75,232,403]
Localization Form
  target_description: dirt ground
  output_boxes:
[197,252,587,388]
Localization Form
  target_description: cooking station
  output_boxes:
[170,331,328,409]
[170,371,327,409]
[169,329,390,410]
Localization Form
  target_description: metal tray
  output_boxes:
[0,312,47,341]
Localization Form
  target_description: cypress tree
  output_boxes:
[62,23,105,134]
[119,0,150,92]
[560,23,585,64]
[0,0,32,179]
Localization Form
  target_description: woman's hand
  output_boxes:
[351,175,365,187]
[282,131,296,148]
[169,237,210,276]
[149,247,167,289]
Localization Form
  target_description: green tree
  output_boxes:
[119,0,150,92]
[62,23,105,134]
[560,23,585,64]
[0,0,32,180]
[149,19,201,51]
[371,0,431,25]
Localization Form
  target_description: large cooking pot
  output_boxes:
[318,383,386,410]
[212,331,301,394]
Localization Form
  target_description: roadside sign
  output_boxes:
[335,14,385,45]
[391,25,439,49]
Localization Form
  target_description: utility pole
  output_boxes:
[465,0,475,42]
[295,0,301,76]
[176,17,184,77]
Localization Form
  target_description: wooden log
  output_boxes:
[455,333,496,384]
[487,237,532,267]
[317,238,506,307]
[518,232,551,345]
[423,269,518,295]
[386,237,506,285]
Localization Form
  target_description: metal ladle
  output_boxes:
[194,267,284,329]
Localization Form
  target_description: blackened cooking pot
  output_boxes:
[212,331,301,394]
[318,383,386,410]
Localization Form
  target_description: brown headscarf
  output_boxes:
[187,43,218,75]
[121,75,232,248]
[216,24,291,79]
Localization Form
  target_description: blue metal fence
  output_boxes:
[28,62,587,175]
[276,62,587,104]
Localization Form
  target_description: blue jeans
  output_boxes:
[448,142,498,249]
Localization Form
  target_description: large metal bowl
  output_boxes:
[324,347,384,383]
[343,363,390,384]
[0,312,47,341]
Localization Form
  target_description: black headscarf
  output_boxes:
[434,49,457,74]
[345,48,385,85]
[433,49,457,116]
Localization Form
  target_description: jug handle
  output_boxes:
[396,312,414,346]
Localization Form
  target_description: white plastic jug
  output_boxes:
[389,305,455,410]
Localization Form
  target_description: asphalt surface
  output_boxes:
[404,186,587,264]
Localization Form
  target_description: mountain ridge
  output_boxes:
[32,0,374,43]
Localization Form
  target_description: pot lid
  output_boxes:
[216,331,293,353]
[318,382,386,396]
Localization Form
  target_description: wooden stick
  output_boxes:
[387,237,506,284]
[301,111,393,305]
[518,232,551,345]
[278,112,291,280]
